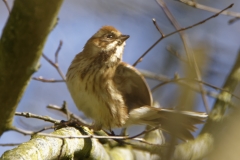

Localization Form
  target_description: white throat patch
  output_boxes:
[105,41,118,51]
[109,42,125,62]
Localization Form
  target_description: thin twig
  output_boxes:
[139,69,240,102]
[15,112,60,124]
[47,104,89,125]
[229,17,240,24]
[152,18,165,36]
[178,0,240,20]
[32,77,65,83]
[133,35,164,67]
[156,0,192,62]
[55,40,63,64]
[0,143,21,146]
[156,0,232,113]
[42,40,66,81]
[3,0,10,14]
[151,77,240,101]
[10,126,162,142]
[132,3,233,66]
[42,53,56,67]
[42,53,66,81]
[10,114,163,142]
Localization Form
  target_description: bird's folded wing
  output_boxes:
[113,62,152,111]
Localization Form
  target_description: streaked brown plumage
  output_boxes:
[66,26,207,140]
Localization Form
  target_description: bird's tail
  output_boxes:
[127,106,208,141]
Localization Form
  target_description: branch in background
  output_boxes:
[150,75,240,104]
[229,17,240,24]
[202,49,240,131]
[177,0,240,24]
[174,49,240,159]
[156,0,232,113]
[2,0,11,13]
[132,3,233,67]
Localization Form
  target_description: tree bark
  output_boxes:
[0,0,64,135]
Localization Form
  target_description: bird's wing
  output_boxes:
[113,62,152,111]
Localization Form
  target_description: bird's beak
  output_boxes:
[120,35,130,42]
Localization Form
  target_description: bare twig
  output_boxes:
[132,33,164,67]
[132,3,233,67]
[178,0,240,21]
[140,69,240,101]
[10,126,162,142]
[0,143,21,146]
[41,40,66,81]
[47,104,89,125]
[32,77,65,83]
[155,0,233,113]
[42,54,56,67]
[55,40,63,64]
[48,101,71,120]
[229,17,240,24]
[151,77,240,102]
[15,112,60,124]
[2,0,11,14]
[12,112,163,143]
[152,18,165,37]
[151,76,240,99]
[42,54,66,81]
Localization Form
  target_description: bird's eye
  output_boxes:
[106,34,114,39]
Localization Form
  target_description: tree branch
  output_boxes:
[0,0,64,135]
[174,49,240,159]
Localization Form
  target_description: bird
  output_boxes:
[66,26,207,140]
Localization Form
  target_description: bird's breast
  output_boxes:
[66,64,128,129]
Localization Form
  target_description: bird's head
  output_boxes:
[84,26,129,56]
